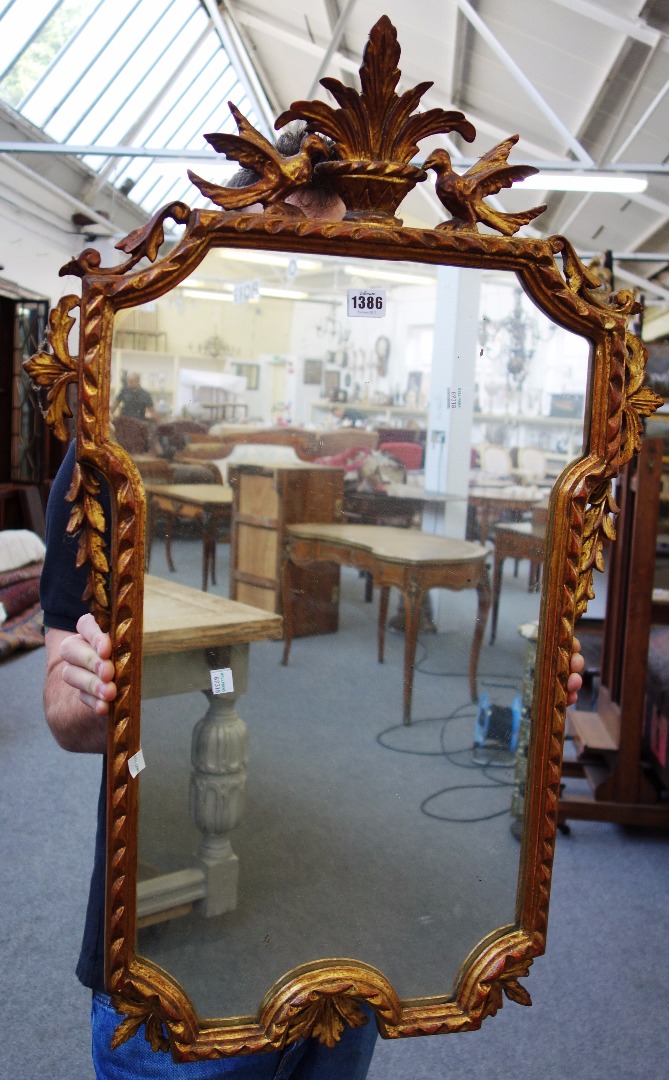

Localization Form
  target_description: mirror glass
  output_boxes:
[108,249,589,1019]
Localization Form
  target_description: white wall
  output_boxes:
[0,156,137,308]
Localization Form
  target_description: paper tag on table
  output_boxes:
[210,667,234,695]
[128,749,146,778]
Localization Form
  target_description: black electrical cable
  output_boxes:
[421,784,513,823]
[376,701,517,823]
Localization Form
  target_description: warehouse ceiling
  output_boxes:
[2,0,669,328]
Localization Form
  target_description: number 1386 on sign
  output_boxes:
[347,288,386,317]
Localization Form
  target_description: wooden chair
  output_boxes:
[480,443,513,478]
[517,446,547,483]
[490,502,548,643]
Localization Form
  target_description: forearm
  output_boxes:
[44,628,109,753]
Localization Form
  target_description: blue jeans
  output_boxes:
[92,993,377,1079]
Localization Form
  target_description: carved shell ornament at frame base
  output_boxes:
[22,10,664,1059]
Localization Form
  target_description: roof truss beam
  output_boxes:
[549,0,668,51]
[455,0,593,165]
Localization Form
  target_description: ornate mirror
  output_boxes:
[27,15,660,1063]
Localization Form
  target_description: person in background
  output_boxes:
[112,372,157,421]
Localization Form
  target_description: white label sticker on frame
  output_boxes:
[210,667,234,695]
[128,749,146,778]
[347,288,386,317]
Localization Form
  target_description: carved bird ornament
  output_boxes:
[188,103,329,211]
[424,135,547,236]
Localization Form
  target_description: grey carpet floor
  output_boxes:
[2,538,668,1079]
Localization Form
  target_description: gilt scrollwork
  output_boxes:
[24,293,110,619]
[23,294,79,441]
[557,237,615,312]
[260,963,401,1049]
[61,201,193,280]
[620,329,664,465]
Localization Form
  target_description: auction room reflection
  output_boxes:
[119,258,590,1019]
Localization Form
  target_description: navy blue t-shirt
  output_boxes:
[40,441,109,993]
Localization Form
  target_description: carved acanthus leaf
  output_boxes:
[480,956,533,1020]
[282,992,371,1048]
[558,238,614,304]
[66,462,110,616]
[575,481,619,619]
[22,294,79,441]
[110,995,171,1054]
[620,330,664,465]
[115,201,192,263]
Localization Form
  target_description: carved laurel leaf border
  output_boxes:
[28,197,660,1059]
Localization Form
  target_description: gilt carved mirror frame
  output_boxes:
[27,14,661,1063]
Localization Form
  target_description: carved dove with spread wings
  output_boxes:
[188,102,329,211]
[424,135,547,236]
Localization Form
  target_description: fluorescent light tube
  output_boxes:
[343,265,437,286]
[522,173,647,194]
[181,289,234,302]
[260,287,309,300]
[217,250,322,271]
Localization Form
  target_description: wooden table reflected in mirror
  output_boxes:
[137,575,281,924]
[282,523,490,723]
[467,484,546,545]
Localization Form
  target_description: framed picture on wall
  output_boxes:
[233,362,260,390]
[549,393,584,419]
[303,359,324,385]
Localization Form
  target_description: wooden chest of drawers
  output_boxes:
[229,463,345,637]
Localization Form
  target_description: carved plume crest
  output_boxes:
[189,15,477,221]
[277,15,475,162]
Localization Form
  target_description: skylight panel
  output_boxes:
[0,0,65,86]
[0,0,271,220]
[99,25,210,150]
[64,0,193,146]
[19,0,141,132]
[46,1,174,142]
